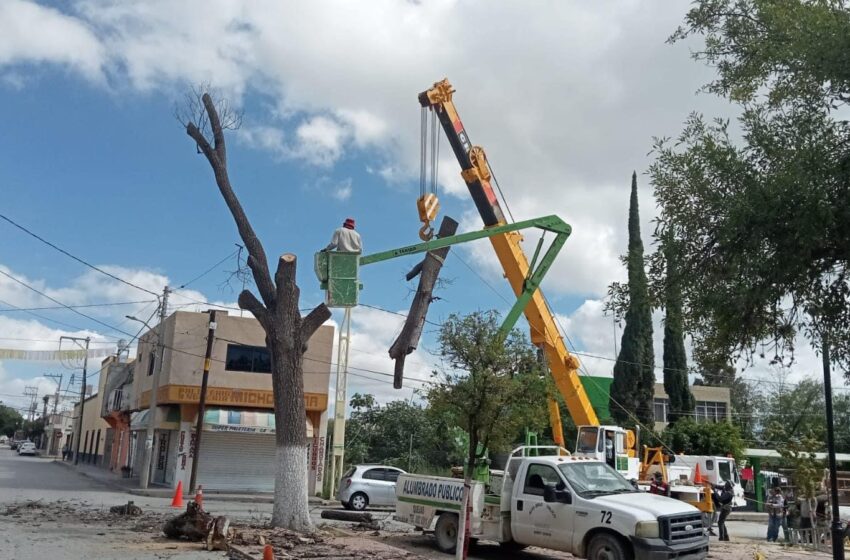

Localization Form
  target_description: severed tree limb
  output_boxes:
[301,305,332,349]
[389,216,459,388]
[237,290,269,327]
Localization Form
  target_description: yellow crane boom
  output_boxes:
[418,79,599,445]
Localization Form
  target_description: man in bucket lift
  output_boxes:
[326,217,362,253]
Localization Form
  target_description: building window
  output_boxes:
[695,401,727,423]
[147,351,156,376]
[225,344,272,373]
[653,398,669,422]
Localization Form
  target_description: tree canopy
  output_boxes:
[424,311,550,471]
[649,0,850,375]
[609,173,656,427]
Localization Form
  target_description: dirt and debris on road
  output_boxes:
[0,499,427,559]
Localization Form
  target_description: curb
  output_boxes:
[52,461,342,507]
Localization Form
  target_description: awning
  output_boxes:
[129,406,180,431]
[202,407,313,437]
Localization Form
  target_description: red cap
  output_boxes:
[343,218,355,229]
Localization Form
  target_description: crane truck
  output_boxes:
[417,78,714,478]
[395,446,708,559]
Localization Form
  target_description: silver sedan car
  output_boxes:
[337,465,406,511]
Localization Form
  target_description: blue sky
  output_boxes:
[1,0,833,414]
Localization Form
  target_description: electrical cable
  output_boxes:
[0,213,160,297]
[0,300,156,313]
[177,248,241,289]
[0,270,135,338]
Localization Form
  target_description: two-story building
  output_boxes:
[71,357,114,466]
[127,309,333,495]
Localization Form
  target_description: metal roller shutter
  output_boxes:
[197,431,276,492]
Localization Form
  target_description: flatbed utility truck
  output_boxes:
[395,446,709,560]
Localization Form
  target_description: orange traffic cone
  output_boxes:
[262,544,274,560]
[194,485,204,510]
[693,463,703,484]
[171,480,184,508]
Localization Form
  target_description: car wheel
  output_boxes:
[434,512,459,554]
[349,492,369,511]
[587,533,628,560]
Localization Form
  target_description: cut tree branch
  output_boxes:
[389,216,459,389]
[301,304,331,349]
[237,290,269,328]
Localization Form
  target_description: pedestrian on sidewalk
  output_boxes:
[766,486,785,542]
[716,481,734,542]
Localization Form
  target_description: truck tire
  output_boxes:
[349,492,369,511]
[587,533,628,560]
[434,512,459,554]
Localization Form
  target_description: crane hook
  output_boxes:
[419,222,435,241]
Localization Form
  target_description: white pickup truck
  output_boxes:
[395,446,709,560]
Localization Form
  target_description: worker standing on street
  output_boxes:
[766,486,785,542]
[326,218,362,253]
[715,481,734,542]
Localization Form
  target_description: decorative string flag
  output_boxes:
[0,347,114,361]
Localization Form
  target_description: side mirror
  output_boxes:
[556,490,572,504]
[543,485,557,503]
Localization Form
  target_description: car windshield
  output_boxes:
[558,462,636,498]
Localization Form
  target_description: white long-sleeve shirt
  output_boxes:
[326,227,362,252]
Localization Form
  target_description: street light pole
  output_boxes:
[131,286,170,489]
[821,333,845,560]
[189,309,217,493]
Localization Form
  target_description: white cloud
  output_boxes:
[332,180,352,202]
[292,116,349,167]
[0,0,104,82]
[237,125,287,159]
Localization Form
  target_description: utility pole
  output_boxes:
[821,334,845,560]
[45,373,63,455]
[328,307,352,500]
[189,309,217,493]
[41,395,49,450]
[138,286,170,489]
[61,336,91,465]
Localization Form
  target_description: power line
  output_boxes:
[0,297,121,339]
[0,213,160,297]
[177,248,241,289]
[0,270,135,338]
[0,300,156,312]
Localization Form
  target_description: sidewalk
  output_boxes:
[51,458,334,505]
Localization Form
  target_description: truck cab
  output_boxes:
[575,425,641,480]
[396,446,709,560]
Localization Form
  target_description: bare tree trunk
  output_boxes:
[389,216,458,388]
[185,94,330,532]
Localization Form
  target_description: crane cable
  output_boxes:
[418,107,440,240]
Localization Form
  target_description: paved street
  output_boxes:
[0,446,835,560]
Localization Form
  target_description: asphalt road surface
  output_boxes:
[0,447,832,560]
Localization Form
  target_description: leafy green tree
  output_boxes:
[651,0,850,374]
[610,173,656,427]
[662,233,694,422]
[424,311,550,476]
[0,405,23,438]
[344,393,464,473]
[662,418,745,460]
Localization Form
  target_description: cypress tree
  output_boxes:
[610,172,655,427]
[662,231,694,422]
